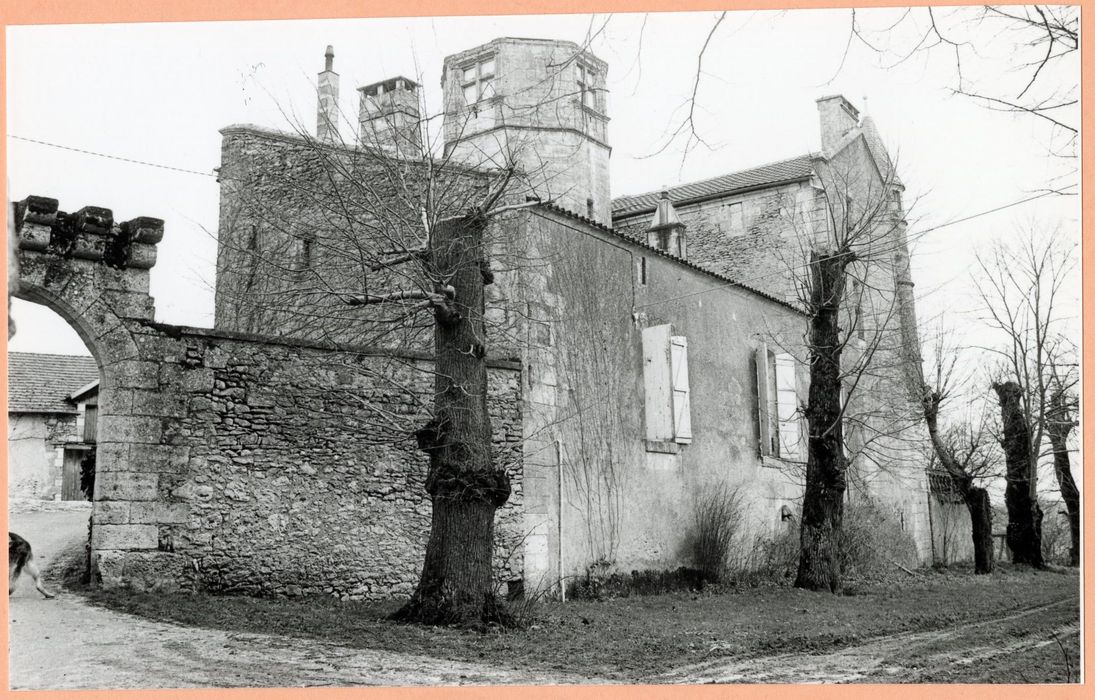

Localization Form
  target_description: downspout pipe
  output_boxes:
[556,438,565,603]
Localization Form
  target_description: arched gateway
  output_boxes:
[9,195,525,596]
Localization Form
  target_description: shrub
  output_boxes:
[732,525,800,586]
[566,566,704,600]
[839,497,920,579]
[690,483,747,584]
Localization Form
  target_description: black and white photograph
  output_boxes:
[4,4,1082,689]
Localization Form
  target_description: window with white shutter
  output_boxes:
[774,353,801,459]
[643,325,692,446]
[757,345,802,461]
[670,336,692,443]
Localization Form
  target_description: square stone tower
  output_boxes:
[441,38,611,224]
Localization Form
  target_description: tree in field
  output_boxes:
[921,373,998,574]
[1045,350,1079,566]
[217,97,524,627]
[215,42,608,624]
[974,229,1077,567]
[774,153,917,593]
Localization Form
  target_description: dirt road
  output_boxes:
[660,596,1081,684]
[8,506,597,690]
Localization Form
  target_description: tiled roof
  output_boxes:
[612,154,816,218]
[7,352,98,414]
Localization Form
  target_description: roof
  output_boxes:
[612,154,816,218]
[7,352,98,414]
[531,202,805,315]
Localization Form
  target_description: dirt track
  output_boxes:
[660,596,1080,684]
[8,506,598,690]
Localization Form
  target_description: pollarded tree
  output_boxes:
[214,43,607,624]
[774,149,918,592]
[1045,355,1079,567]
[975,228,1077,568]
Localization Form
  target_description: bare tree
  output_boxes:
[775,151,919,592]
[1045,349,1079,566]
[922,376,999,574]
[975,229,1077,567]
[849,6,1079,181]
[213,63,576,623]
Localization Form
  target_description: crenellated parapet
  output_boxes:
[11,195,163,322]
[13,195,163,270]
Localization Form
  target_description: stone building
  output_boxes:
[7,351,99,501]
[7,36,936,598]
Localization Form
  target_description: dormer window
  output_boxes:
[461,56,496,105]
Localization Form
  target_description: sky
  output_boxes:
[5,7,1081,388]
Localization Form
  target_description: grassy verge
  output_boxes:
[54,545,1078,682]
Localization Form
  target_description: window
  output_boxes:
[460,56,496,105]
[756,345,802,460]
[642,325,692,445]
[726,202,744,233]
[638,256,647,285]
[577,63,598,110]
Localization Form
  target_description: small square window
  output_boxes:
[480,58,495,77]
[463,83,478,105]
[462,65,478,83]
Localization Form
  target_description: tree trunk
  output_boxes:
[392,214,511,626]
[795,250,851,593]
[964,486,994,574]
[921,385,992,574]
[992,381,1044,567]
[1047,390,1079,567]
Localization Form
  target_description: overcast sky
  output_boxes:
[6,7,1080,374]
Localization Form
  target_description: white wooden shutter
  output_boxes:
[755,344,772,456]
[642,325,673,441]
[670,335,692,443]
[775,353,801,459]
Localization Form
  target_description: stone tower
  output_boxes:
[358,76,423,157]
[441,38,611,225]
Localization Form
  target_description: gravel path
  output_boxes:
[8,507,598,690]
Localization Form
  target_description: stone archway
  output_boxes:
[11,195,169,586]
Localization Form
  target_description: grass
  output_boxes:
[54,544,1079,683]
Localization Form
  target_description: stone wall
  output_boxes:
[93,321,524,598]
[613,179,815,304]
[214,124,489,347]
[12,195,525,598]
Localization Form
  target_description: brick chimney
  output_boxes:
[317,45,340,143]
[358,76,422,157]
[815,95,860,155]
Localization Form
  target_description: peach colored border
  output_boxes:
[0,0,1088,697]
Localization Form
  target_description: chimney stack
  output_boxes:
[358,76,423,157]
[815,95,860,155]
[317,45,340,143]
